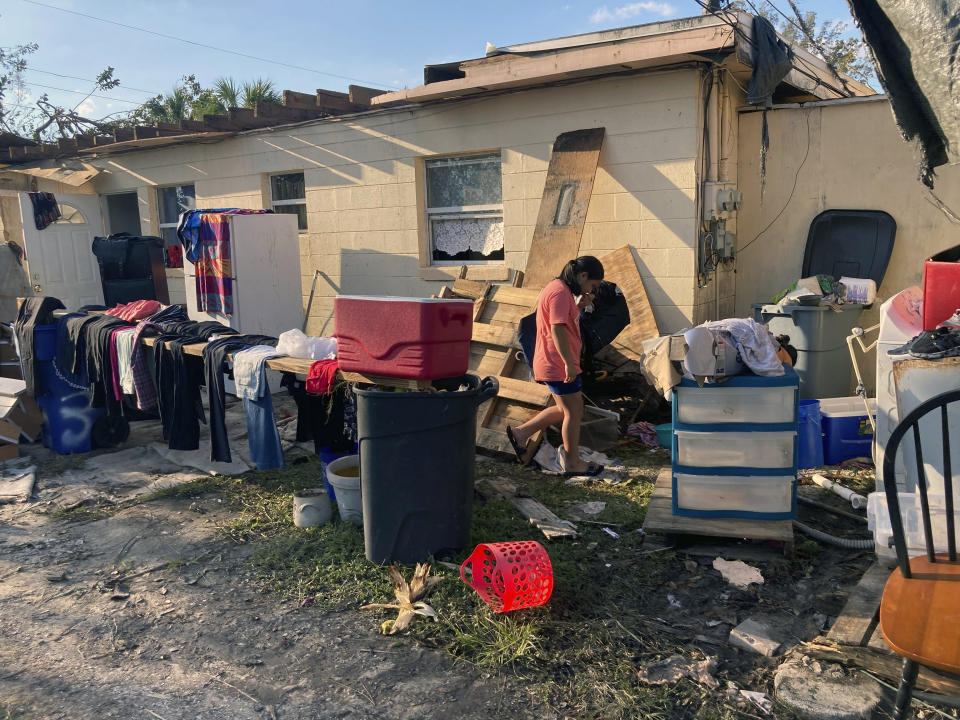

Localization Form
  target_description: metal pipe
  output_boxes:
[708,68,720,183]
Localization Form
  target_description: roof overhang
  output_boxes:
[373,12,873,106]
[76,131,236,157]
[0,158,101,186]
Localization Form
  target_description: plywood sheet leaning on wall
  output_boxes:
[522,128,606,289]
[444,279,550,464]
[596,245,660,366]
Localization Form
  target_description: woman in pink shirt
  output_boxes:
[507,256,605,476]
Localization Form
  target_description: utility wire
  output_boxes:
[22,0,392,90]
[17,82,147,105]
[25,68,159,95]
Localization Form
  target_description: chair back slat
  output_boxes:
[913,424,936,563]
[882,389,960,578]
[943,405,957,561]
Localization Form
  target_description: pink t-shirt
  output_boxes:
[533,278,582,382]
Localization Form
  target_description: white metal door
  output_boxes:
[19,193,105,310]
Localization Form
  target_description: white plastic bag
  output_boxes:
[276,329,337,360]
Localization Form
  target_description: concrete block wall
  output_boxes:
[87,69,702,336]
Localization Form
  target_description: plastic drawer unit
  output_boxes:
[671,366,799,519]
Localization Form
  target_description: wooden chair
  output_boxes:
[880,388,960,718]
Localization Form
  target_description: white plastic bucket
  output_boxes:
[292,488,332,528]
[327,455,363,526]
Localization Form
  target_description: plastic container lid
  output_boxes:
[802,209,896,286]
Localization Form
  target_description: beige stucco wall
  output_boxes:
[735,96,960,390]
[85,70,701,335]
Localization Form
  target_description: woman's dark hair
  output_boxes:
[558,255,605,294]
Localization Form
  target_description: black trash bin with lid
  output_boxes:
[355,374,498,564]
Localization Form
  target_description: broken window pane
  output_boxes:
[426,154,501,208]
[431,216,504,262]
[158,185,196,225]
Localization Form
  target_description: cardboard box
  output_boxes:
[9,397,42,442]
[923,244,960,330]
[0,419,22,445]
[0,442,18,463]
[0,362,22,380]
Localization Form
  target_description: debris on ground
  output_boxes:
[712,557,764,588]
[637,654,718,689]
[0,462,35,503]
[565,500,606,519]
[729,617,784,657]
[360,563,441,634]
[739,689,773,714]
[774,657,884,719]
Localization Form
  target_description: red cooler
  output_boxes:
[335,296,474,380]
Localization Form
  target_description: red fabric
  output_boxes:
[306,359,339,395]
[105,300,161,322]
[532,278,582,382]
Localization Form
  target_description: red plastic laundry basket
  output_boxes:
[460,541,553,613]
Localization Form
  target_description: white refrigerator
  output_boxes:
[183,213,304,336]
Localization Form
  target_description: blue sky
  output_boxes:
[1,0,860,123]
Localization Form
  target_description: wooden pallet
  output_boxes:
[642,467,795,554]
[439,278,551,463]
[805,562,960,696]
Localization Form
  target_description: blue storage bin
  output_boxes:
[797,399,825,469]
[819,397,875,465]
[37,392,105,454]
[34,324,57,362]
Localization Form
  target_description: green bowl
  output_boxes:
[654,423,672,449]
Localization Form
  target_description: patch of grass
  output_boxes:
[47,503,112,523]
[141,475,223,501]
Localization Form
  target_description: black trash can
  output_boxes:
[356,374,498,564]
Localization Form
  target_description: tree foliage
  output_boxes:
[133,75,282,125]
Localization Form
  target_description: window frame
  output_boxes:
[424,152,504,266]
[156,183,196,245]
[269,171,308,233]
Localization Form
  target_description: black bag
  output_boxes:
[580,281,630,356]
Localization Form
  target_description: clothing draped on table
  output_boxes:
[233,345,285,471]
[305,359,339,395]
[281,374,355,455]
[698,318,785,377]
[130,321,162,411]
[202,334,277,463]
[146,304,188,324]
[14,296,65,396]
[104,299,162,322]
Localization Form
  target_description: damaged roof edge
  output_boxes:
[374,12,873,107]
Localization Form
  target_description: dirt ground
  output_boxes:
[0,391,901,720]
[0,493,551,720]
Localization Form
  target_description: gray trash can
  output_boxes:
[355,374,498,564]
[753,303,863,399]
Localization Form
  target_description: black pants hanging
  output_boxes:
[203,335,276,463]
[14,296,65,396]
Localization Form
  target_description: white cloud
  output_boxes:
[590,1,676,24]
[75,98,97,117]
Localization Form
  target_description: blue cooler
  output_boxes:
[819,397,875,465]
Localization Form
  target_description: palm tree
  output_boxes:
[212,77,240,110]
[241,78,281,107]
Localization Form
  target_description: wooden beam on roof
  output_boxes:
[254,102,324,123]
[316,89,364,114]
[73,135,95,150]
[348,84,387,106]
[283,90,318,109]
[202,114,242,131]
[178,120,206,133]
[112,128,134,143]
[132,126,160,140]
[7,146,27,162]
[92,134,115,146]
[57,138,78,154]
[372,22,736,105]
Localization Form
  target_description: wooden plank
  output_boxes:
[489,285,540,307]
[436,286,456,299]
[473,283,493,322]
[826,563,889,646]
[512,497,578,539]
[597,245,660,364]
[452,278,488,300]
[315,89,364,114]
[0,378,26,398]
[643,468,794,544]
[482,302,529,326]
[495,376,551,406]
[804,638,960,696]
[338,371,433,390]
[283,90,319,109]
[522,128,605,289]
[481,353,518,428]
[472,323,518,348]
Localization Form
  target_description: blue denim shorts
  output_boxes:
[542,374,583,396]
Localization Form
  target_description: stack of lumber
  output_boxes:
[0,378,42,462]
